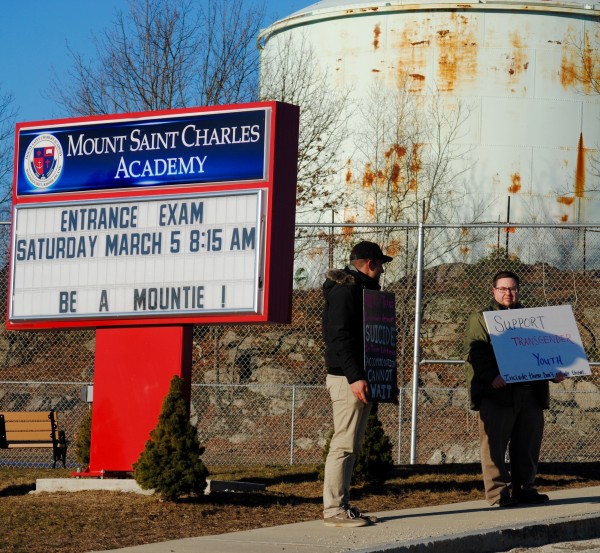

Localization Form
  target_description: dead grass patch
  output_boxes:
[0,463,598,553]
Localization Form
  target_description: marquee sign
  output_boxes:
[16,109,268,196]
[7,102,299,329]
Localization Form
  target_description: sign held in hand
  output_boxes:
[363,290,399,403]
[483,305,591,383]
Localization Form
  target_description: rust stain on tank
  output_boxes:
[557,196,575,206]
[560,214,569,223]
[386,144,408,158]
[342,215,356,238]
[362,163,375,189]
[395,25,429,93]
[386,144,406,193]
[387,240,401,257]
[435,13,479,92]
[345,7,379,13]
[367,199,376,218]
[342,227,355,238]
[508,173,521,194]
[507,32,529,82]
[391,162,401,186]
[561,30,599,93]
[561,41,578,88]
[410,143,423,175]
[410,73,426,81]
[409,145,421,190]
[373,23,381,50]
[345,160,353,185]
[575,133,585,198]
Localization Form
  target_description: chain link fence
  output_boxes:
[0,221,598,468]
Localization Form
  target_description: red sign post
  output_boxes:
[7,102,299,474]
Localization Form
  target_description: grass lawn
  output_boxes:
[1,462,598,553]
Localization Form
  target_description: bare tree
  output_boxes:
[346,83,478,272]
[0,86,16,215]
[351,84,472,225]
[259,33,351,224]
[259,33,352,270]
[563,27,600,96]
[53,0,265,116]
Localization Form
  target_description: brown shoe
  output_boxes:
[324,506,378,527]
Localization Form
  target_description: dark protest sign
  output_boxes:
[363,289,398,403]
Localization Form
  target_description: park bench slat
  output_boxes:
[5,430,56,442]
[0,410,67,466]
[1,412,53,423]
[3,420,57,432]
[6,442,55,448]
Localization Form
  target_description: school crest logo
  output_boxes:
[24,134,64,189]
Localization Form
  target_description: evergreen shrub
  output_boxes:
[74,407,92,468]
[318,403,394,484]
[133,375,208,500]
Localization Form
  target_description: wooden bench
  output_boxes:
[0,410,67,468]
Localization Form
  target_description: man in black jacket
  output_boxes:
[322,241,393,527]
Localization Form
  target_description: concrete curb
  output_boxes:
[32,478,265,495]
[33,478,153,494]
[352,513,600,553]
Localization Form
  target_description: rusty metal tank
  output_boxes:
[259,0,600,225]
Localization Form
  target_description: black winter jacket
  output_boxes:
[463,300,550,411]
[322,266,381,384]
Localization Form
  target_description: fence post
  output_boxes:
[410,222,425,464]
[397,388,403,464]
[290,384,296,465]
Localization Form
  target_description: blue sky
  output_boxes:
[0,1,306,123]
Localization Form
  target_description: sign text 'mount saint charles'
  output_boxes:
[7,102,299,330]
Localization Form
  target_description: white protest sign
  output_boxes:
[483,305,591,383]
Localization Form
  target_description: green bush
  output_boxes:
[318,403,394,484]
[353,404,394,483]
[133,375,208,500]
[74,408,92,468]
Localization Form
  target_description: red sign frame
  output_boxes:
[7,101,299,330]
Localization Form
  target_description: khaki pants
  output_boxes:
[323,374,372,518]
[478,386,544,505]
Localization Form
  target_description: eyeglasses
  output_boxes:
[494,287,518,294]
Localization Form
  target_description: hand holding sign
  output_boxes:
[483,305,591,383]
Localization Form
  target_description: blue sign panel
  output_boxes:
[17,109,268,196]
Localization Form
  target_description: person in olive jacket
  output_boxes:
[464,270,564,507]
[322,241,392,527]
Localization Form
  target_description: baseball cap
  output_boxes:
[350,241,393,263]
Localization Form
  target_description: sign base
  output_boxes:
[88,325,193,474]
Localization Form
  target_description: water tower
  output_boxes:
[259,0,600,228]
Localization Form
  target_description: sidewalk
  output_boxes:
[87,485,600,553]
